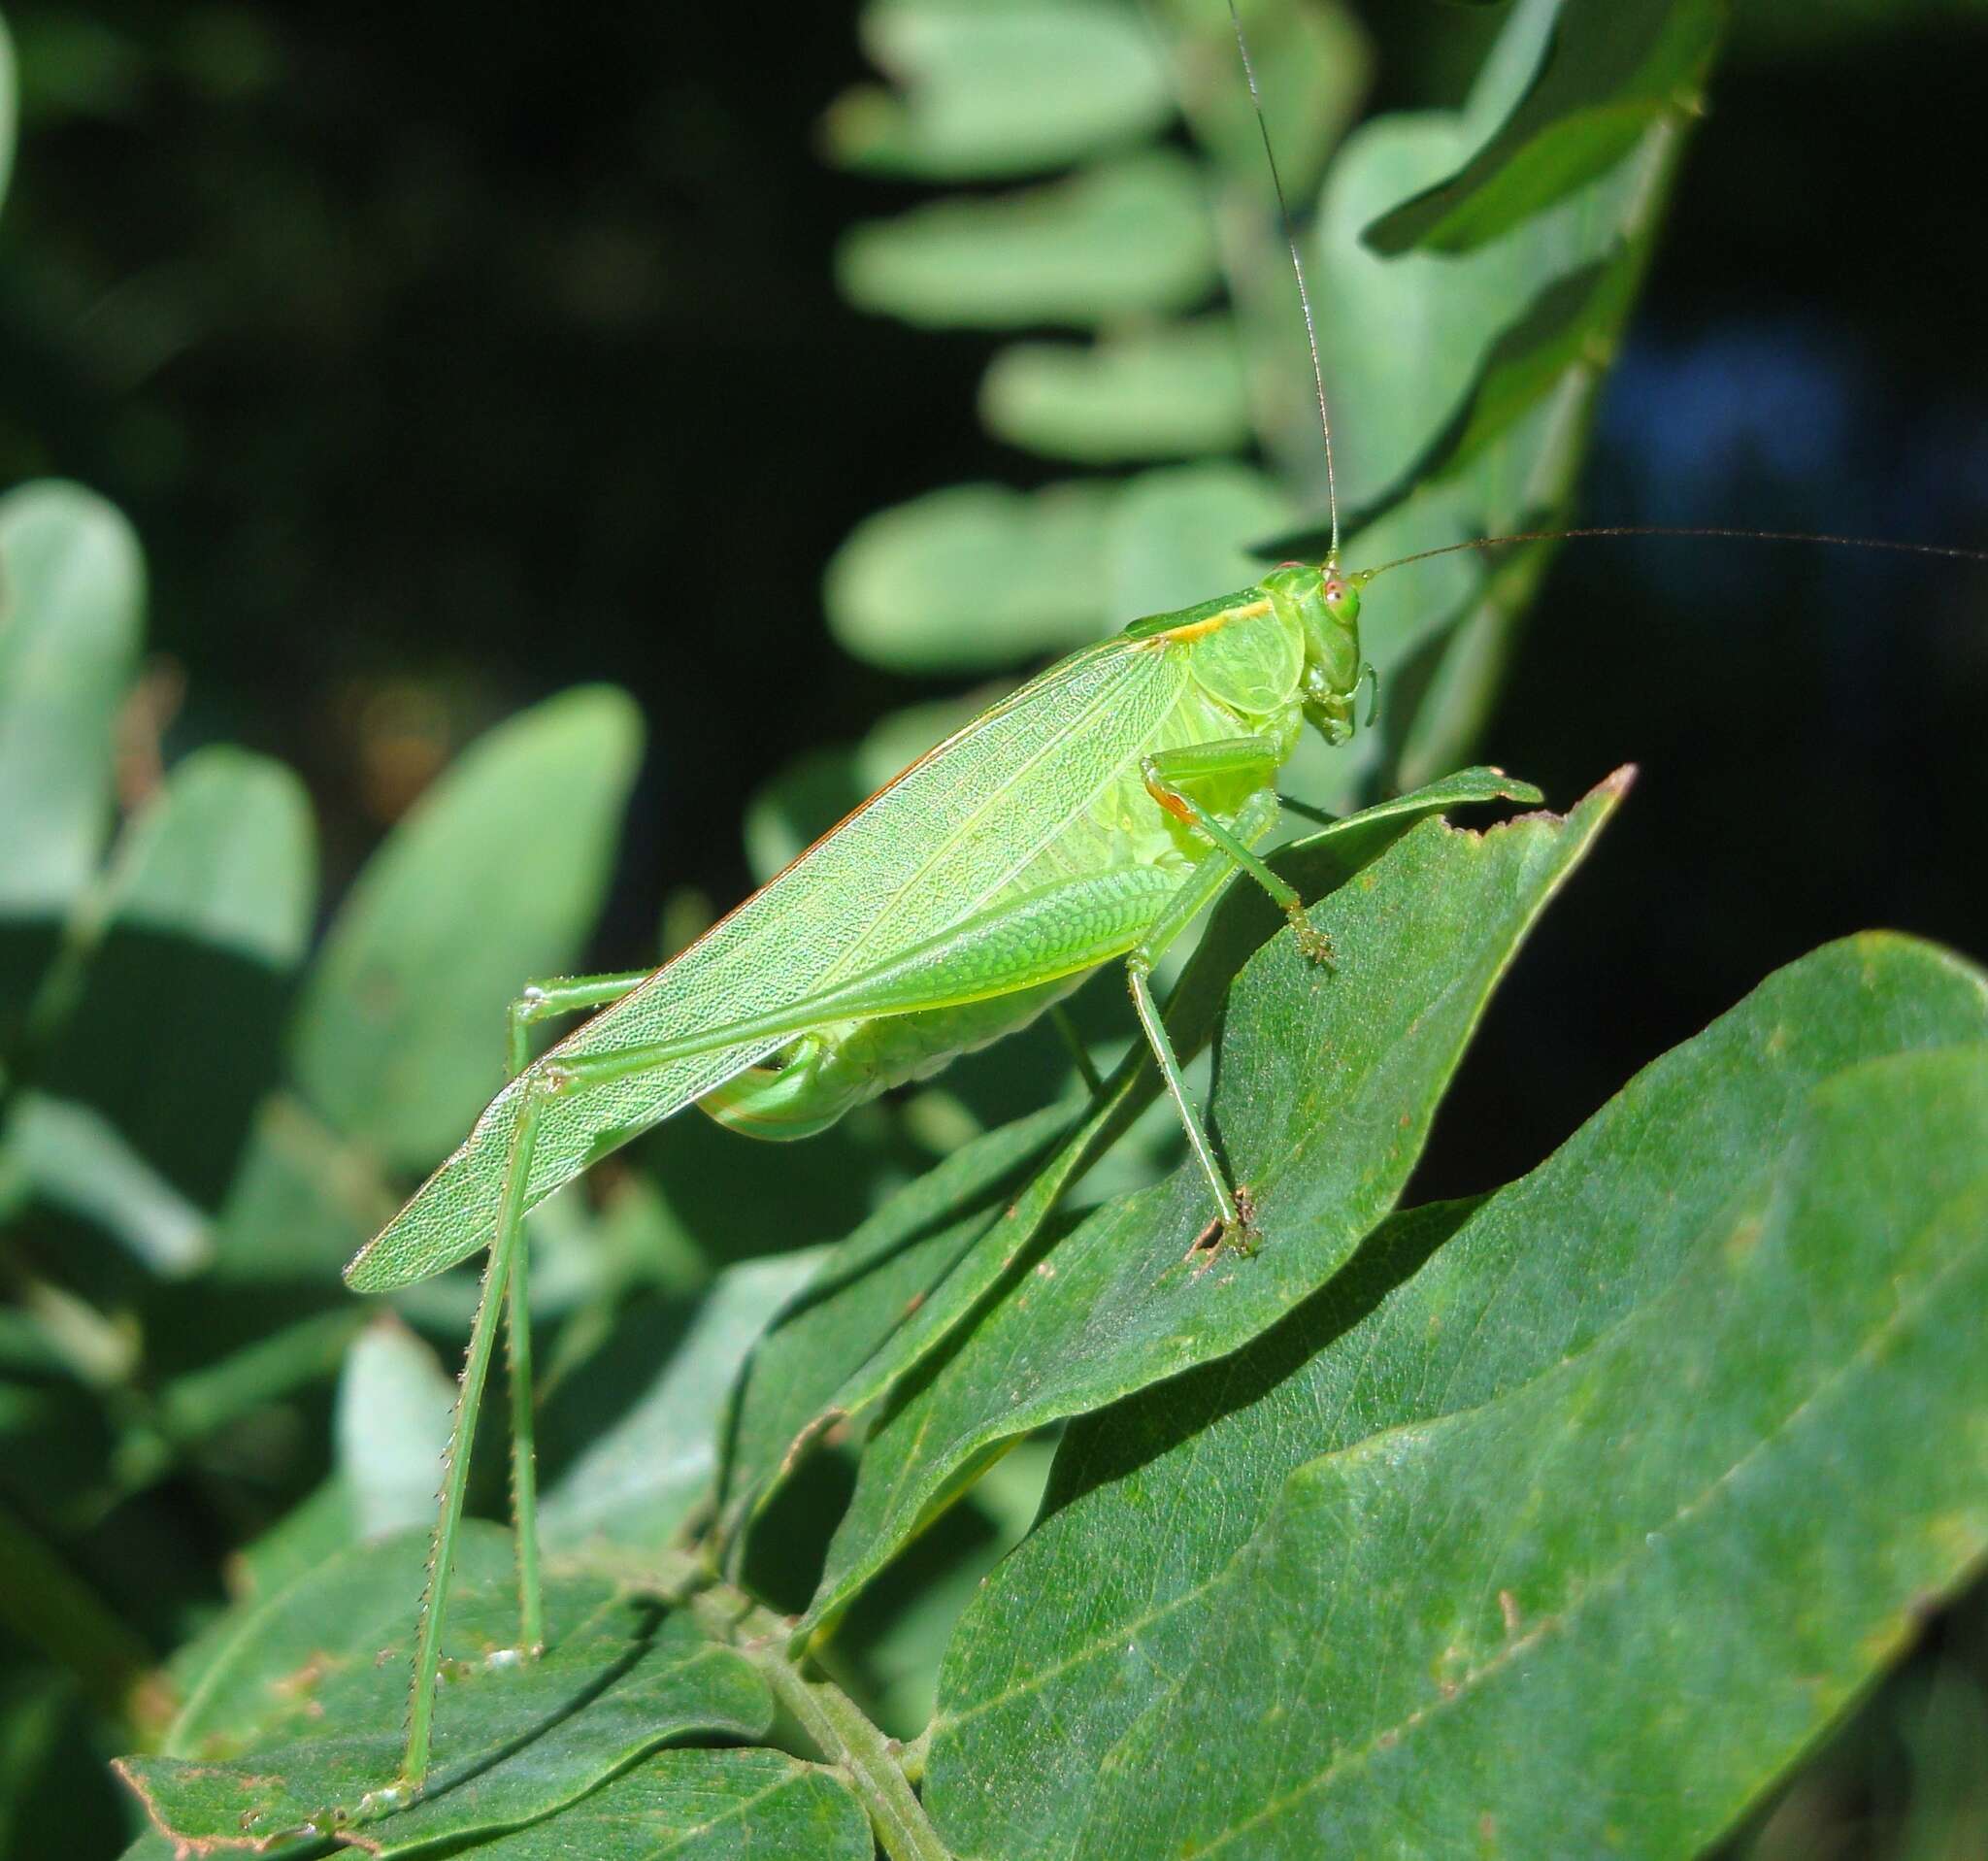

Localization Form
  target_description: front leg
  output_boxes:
[1123,786,1285,1254]
[1141,739,1334,966]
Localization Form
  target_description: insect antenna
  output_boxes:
[1351,524,1988,586]
[1226,0,1340,559]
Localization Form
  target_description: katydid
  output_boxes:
[345,540,1381,1791]
[329,3,1988,1811]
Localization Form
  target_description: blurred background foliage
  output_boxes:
[0,0,1986,1854]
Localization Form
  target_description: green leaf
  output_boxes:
[335,1317,455,1540]
[824,0,1174,181]
[716,1105,1075,1553]
[468,1747,871,1858]
[1104,461,1288,620]
[825,480,1114,674]
[541,1249,828,1551]
[979,318,1253,463]
[1258,0,1718,802]
[1365,0,1725,255]
[0,481,143,916]
[1312,89,1649,522]
[824,464,1291,679]
[926,935,1988,1858]
[792,773,1619,1640]
[118,1524,770,1854]
[2,1092,209,1275]
[836,150,1218,329]
[290,685,642,1172]
[1159,0,1370,208]
[100,746,315,970]
[723,771,1541,1546]
[38,748,316,1206]
[207,1091,396,1283]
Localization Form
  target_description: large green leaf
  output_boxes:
[468,1748,871,1858]
[1365,0,1726,255]
[926,936,1988,1858]
[793,773,1624,1641]
[290,685,642,1172]
[118,1525,769,1854]
[837,150,1218,329]
[823,0,1175,181]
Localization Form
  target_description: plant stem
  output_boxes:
[691,1585,948,1861]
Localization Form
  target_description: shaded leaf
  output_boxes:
[1366,0,1725,255]
[119,1525,769,1855]
[927,933,1988,1857]
[823,0,1174,181]
[208,1091,396,1283]
[716,1105,1075,1554]
[469,1747,871,1858]
[979,318,1252,463]
[837,150,1218,329]
[793,773,1618,1639]
[0,13,15,213]
[290,685,642,1172]
[3,1092,208,1275]
[935,947,1988,1857]
[40,748,315,1206]
[541,1249,827,1552]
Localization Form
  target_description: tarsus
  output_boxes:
[1227,0,1339,559]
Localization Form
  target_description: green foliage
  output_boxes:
[0,2,1979,1858]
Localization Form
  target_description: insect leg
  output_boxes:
[1125,787,1281,1246]
[403,1063,556,1788]
[1142,739,1333,964]
[417,958,647,1773]
[507,970,652,1074]
[1048,1003,1106,1099]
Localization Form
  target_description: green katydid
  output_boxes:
[347,541,1386,1791]
[328,2,1988,1811]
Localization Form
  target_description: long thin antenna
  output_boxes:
[1227,0,1339,558]
[1355,522,1988,584]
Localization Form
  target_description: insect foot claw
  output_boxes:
[1290,915,1336,967]
[1187,1188,1262,1271]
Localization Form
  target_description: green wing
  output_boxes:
[346,638,1186,1291]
